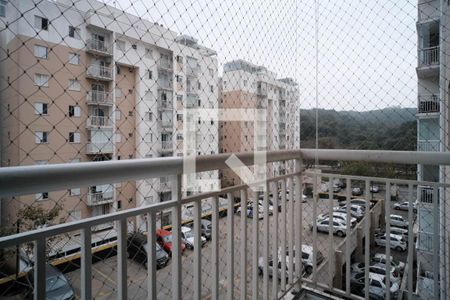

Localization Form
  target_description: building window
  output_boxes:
[36,192,49,201]
[68,26,81,39]
[68,79,80,91]
[34,73,49,86]
[0,0,6,17]
[34,45,48,59]
[177,133,183,140]
[34,16,49,31]
[34,102,48,115]
[70,188,81,196]
[176,55,183,63]
[177,114,183,121]
[198,82,201,90]
[115,133,122,143]
[145,48,152,58]
[69,132,81,143]
[116,40,125,52]
[68,105,81,117]
[210,85,214,92]
[145,111,153,121]
[177,95,183,102]
[35,131,48,143]
[147,69,152,79]
[176,75,183,82]
[69,53,80,65]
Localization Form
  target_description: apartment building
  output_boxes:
[416,0,450,297]
[219,60,300,187]
[0,0,219,230]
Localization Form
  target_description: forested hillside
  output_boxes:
[300,107,417,150]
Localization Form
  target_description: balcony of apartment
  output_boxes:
[186,64,200,78]
[157,57,173,71]
[257,82,268,97]
[418,94,440,115]
[86,141,113,154]
[86,38,112,57]
[186,79,198,95]
[417,139,440,152]
[86,65,113,81]
[86,90,113,106]
[157,77,173,90]
[157,98,173,111]
[159,117,173,131]
[159,141,173,153]
[186,95,200,108]
[0,149,448,300]
[418,1,440,23]
[87,186,114,206]
[86,116,113,129]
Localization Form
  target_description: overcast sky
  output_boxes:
[104,0,417,112]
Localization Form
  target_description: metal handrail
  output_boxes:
[1,149,450,197]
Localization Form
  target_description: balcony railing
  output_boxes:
[86,141,113,154]
[419,46,440,67]
[158,58,173,70]
[418,94,440,113]
[86,65,113,81]
[86,38,111,56]
[417,231,433,252]
[86,116,112,128]
[86,91,113,106]
[161,140,172,151]
[87,188,114,206]
[157,79,173,90]
[418,140,440,152]
[186,65,199,77]
[0,149,448,300]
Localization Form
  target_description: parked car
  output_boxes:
[336,204,365,220]
[236,203,265,219]
[393,201,417,213]
[377,227,409,240]
[257,256,302,279]
[311,218,347,237]
[374,233,407,252]
[371,253,405,272]
[317,212,357,227]
[350,198,373,209]
[181,226,207,249]
[200,219,212,240]
[389,214,409,228]
[29,264,75,300]
[368,263,401,284]
[279,244,324,274]
[360,273,400,299]
[156,228,186,255]
[352,187,363,196]
[370,185,380,193]
[351,262,366,274]
[127,232,170,268]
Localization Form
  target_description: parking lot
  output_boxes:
[65,186,416,299]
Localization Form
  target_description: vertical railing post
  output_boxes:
[384,181,391,300]
[280,179,287,293]
[433,184,440,299]
[312,173,318,286]
[226,192,235,300]
[271,181,279,299]
[252,187,259,300]
[171,174,182,300]
[147,211,157,300]
[117,218,128,300]
[345,178,351,295]
[194,199,202,300]
[34,237,46,300]
[407,184,414,300]
[294,158,302,290]
[364,180,371,300]
[81,227,92,300]
[328,178,334,289]
[288,177,295,284]
[240,190,248,299]
[262,182,270,300]
[211,196,219,300]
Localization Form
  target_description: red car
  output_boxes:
[156,229,186,255]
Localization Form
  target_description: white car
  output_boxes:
[361,273,400,299]
[393,201,417,213]
[336,204,365,220]
[236,204,264,219]
[180,226,206,249]
[372,253,405,272]
[374,233,407,252]
[370,185,380,193]
[311,218,347,237]
[257,256,301,279]
[278,244,324,274]
[368,263,401,284]
[389,214,408,228]
[317,212,357,227]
